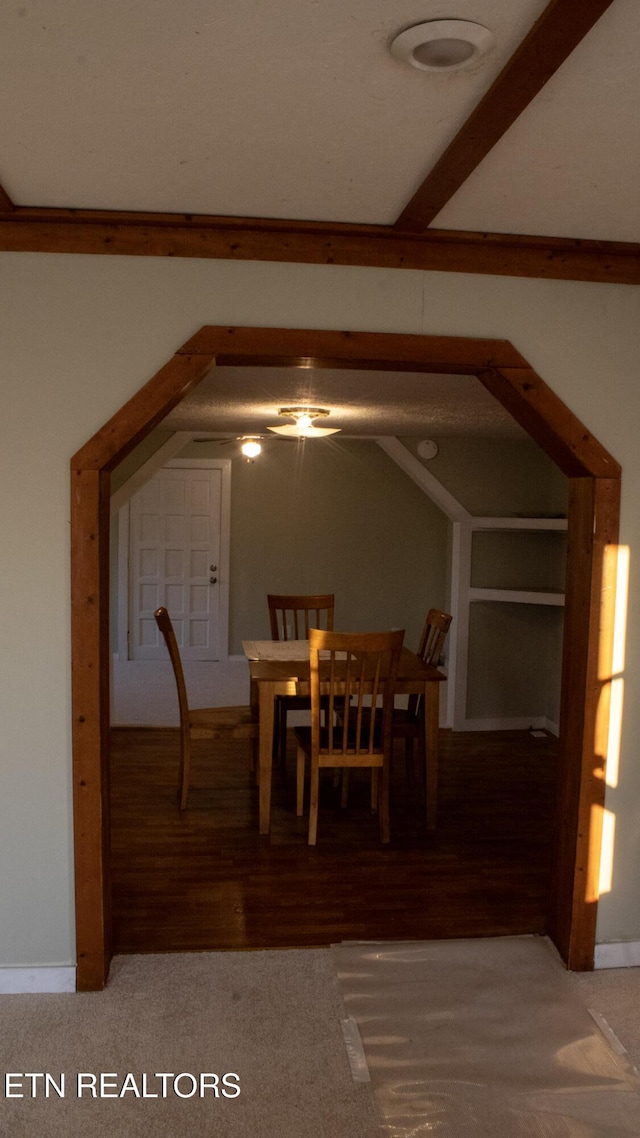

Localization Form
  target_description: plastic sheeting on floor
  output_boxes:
[332,936,640,1137]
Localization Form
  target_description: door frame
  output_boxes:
[70,325,621,989]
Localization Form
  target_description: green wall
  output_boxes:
[176,438,448,655]
[401,435,568,517]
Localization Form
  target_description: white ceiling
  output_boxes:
[435,0,640,242]
[2,0,636,240]
[163,366,527,439]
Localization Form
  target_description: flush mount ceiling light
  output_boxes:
[390,19,494,72]
[267,407,341,439]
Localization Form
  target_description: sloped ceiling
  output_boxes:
[1,0,635,440]
[434,0,640,241]
[0,0,547,220]
[0,0,635,241]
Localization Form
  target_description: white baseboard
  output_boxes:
[594,941,640,969]
[0,966,76,993]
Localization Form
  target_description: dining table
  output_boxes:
[242,638,445,835]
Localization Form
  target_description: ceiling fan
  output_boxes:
[191,407,341,460]
[191,433,293,461]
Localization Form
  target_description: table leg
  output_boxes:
[258,682,275,835]
[424,682,439,830]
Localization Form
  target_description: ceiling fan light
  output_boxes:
[390,20,494,73]
[241,438,262,459]
[267,423,341,438]
[267,405,341,439]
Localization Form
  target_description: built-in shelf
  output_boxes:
[377,438,568,730]
[469,587,565,606]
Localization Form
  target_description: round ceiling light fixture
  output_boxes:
[390,19,494,72]
[239,436,263,460]
[268,407,341,439]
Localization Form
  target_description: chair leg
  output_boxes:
[308,760,320,845]
[250,738,259,785]
[272,699,281,759]
[279,701,288,775]
[404,737,414,785]
[340,769,350,808]
[417,730,427,797]
[179,729,191,810]
[296,745,306,816]
[370,768,380,813]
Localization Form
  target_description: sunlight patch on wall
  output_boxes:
[605,545,629,790]
[598,808,616,896]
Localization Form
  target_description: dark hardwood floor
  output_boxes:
[110,727,558,953]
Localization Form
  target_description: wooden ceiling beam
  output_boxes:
[394,0,618,234]
[0,206,639,283]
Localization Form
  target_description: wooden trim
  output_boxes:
[549,477,620,969]
[72,354,215,472]
[1,208,639,284]
[179,325,528,370]
[478,367,620,479]
[394,0,617,233]
[71,467,112,990]
[71,325,621,987]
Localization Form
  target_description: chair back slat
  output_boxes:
[268,593,335,641]
[309,628,404,759]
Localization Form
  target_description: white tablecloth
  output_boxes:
[242,639,309,661]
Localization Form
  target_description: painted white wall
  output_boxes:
[1,252,639,966]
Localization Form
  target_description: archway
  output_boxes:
[71,326,620,990]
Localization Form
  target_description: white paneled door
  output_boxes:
[129,464,225,661]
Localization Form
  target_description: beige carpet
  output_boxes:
[3,939,640,1137]
[569,966,640,1074]
[0,950,381,1137]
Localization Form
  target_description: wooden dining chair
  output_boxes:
[394,608,452,780]
[294,627,404,845]
[337,607,452,803]
[154,606,258,809]
[267,593,335,769]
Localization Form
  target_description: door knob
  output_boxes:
[210,564,217,572]
[210,576,218,584]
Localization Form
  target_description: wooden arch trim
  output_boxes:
[71,325,620,989]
